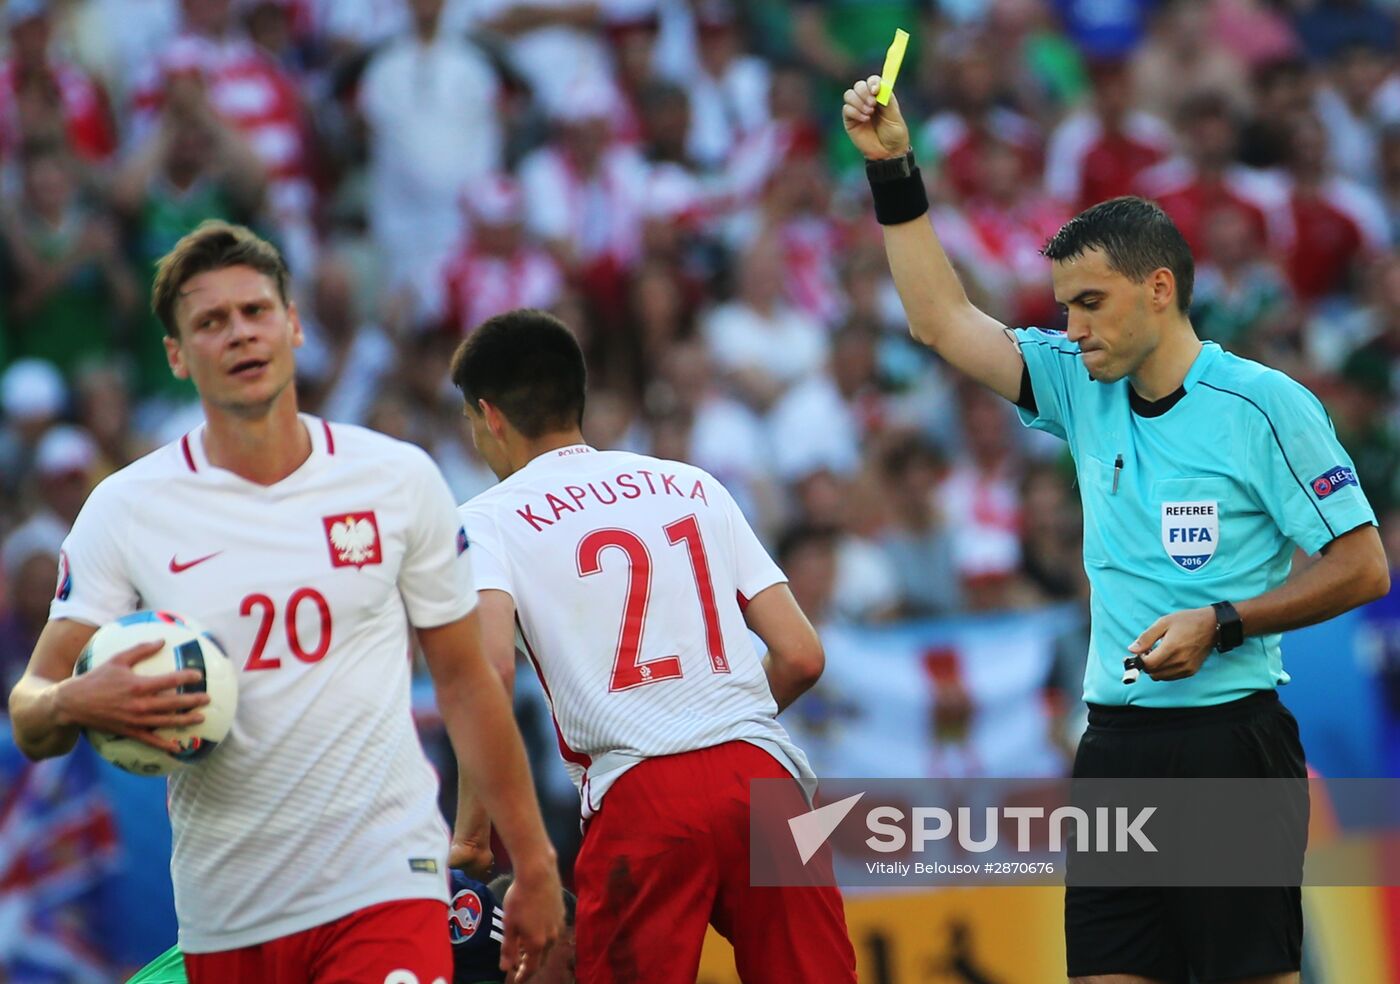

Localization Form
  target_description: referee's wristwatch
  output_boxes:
[1211,601,1244,653]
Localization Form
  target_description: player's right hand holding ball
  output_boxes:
[842,75,911,161]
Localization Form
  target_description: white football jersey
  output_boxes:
[459,446,812,816]
[51,416,475,952]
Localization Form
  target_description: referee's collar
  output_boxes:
[1128,342,1220,419]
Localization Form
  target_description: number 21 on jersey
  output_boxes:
[577,514,728,692]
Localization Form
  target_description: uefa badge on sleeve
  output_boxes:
[1161,500,1218,572]
[448,886,484,944]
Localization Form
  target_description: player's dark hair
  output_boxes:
[775,524,839,569]
[152,220,290,338]
[1041,196,1195,313]
[450,309,587,438]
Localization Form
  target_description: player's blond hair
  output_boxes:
[152,220,290,337]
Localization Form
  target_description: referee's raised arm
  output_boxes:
[841,75,1023,403]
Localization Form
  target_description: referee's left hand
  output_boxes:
[1128,607,1217,681]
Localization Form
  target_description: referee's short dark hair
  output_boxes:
[1041,196,1195,313]
[450,308,587,438]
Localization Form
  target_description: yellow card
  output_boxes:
[876,28,909,106]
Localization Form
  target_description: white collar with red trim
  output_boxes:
[180,414,335,476]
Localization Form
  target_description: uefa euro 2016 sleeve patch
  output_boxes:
[448,886,485,943]
[1161,500,1218,571]
[1311,466,1357,499]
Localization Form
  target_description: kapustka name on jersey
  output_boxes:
[515,470,710,532]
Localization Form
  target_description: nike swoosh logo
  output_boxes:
[169,552,222,573]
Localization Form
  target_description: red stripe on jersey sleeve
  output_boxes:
[736,590,750,612]
[322,420,335,454]
[181,435,197,472]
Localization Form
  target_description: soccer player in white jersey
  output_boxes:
[7,222,564,984]
[450,310,857,983]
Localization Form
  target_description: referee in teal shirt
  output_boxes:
[843,77,1391,984]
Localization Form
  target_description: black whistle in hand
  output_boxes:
[1122,654,1146,684]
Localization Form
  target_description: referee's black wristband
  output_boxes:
[866,154,928,226]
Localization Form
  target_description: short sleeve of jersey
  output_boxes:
[716,478,785,602]
[1012,327,1080,441]
[1245,372,1377,556]
[456,500,513,598]
[49,480,138,627]
[398,449,478,627]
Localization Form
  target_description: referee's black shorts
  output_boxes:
[1065,689,1306,983]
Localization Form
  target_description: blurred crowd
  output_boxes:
[5,0,1400,709]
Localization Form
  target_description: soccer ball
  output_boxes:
[74,611,239,776]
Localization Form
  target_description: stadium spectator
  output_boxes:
[878,435,963,617]
[682,0,771,170]
[359,0,504,317]
[703,235,828,411]
[2,141,137,380]
[790,466,901,624]
[792,0,932,88]
[921,36,1041,204]
[471,0,612,120]
[1044,58,1172,213]
[768,322,876,483]
[1018,461,1087,604]
[1294,0,1397,64]
[0,0,117,164]
[111,90,264,407]
[0,517,64,696]
[648,337,773,526]
[74,364,148,477]
[776,522,840,627]
[0,358,64,501]
[1131,0,1251,122]
[67,0,181,104]
[960,136,1070,327]
[130,0,317,272]
[1313,40,1400,188]
[1328,346,1400,516]
[938,380,1025,610]
[1310,249,1400,372]
[1190,203,1295,356]
[1282,113,1386,303]
[21,424,98,530]
[518,84,646,314]
[1379,123,1400,242]
[1136,91,1288,260]
[294,252,395,427]
[1238,57,1313,170]
[441,175,565,336]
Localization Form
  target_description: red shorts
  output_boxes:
[574,740,856,984]
[183,898,451,984]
